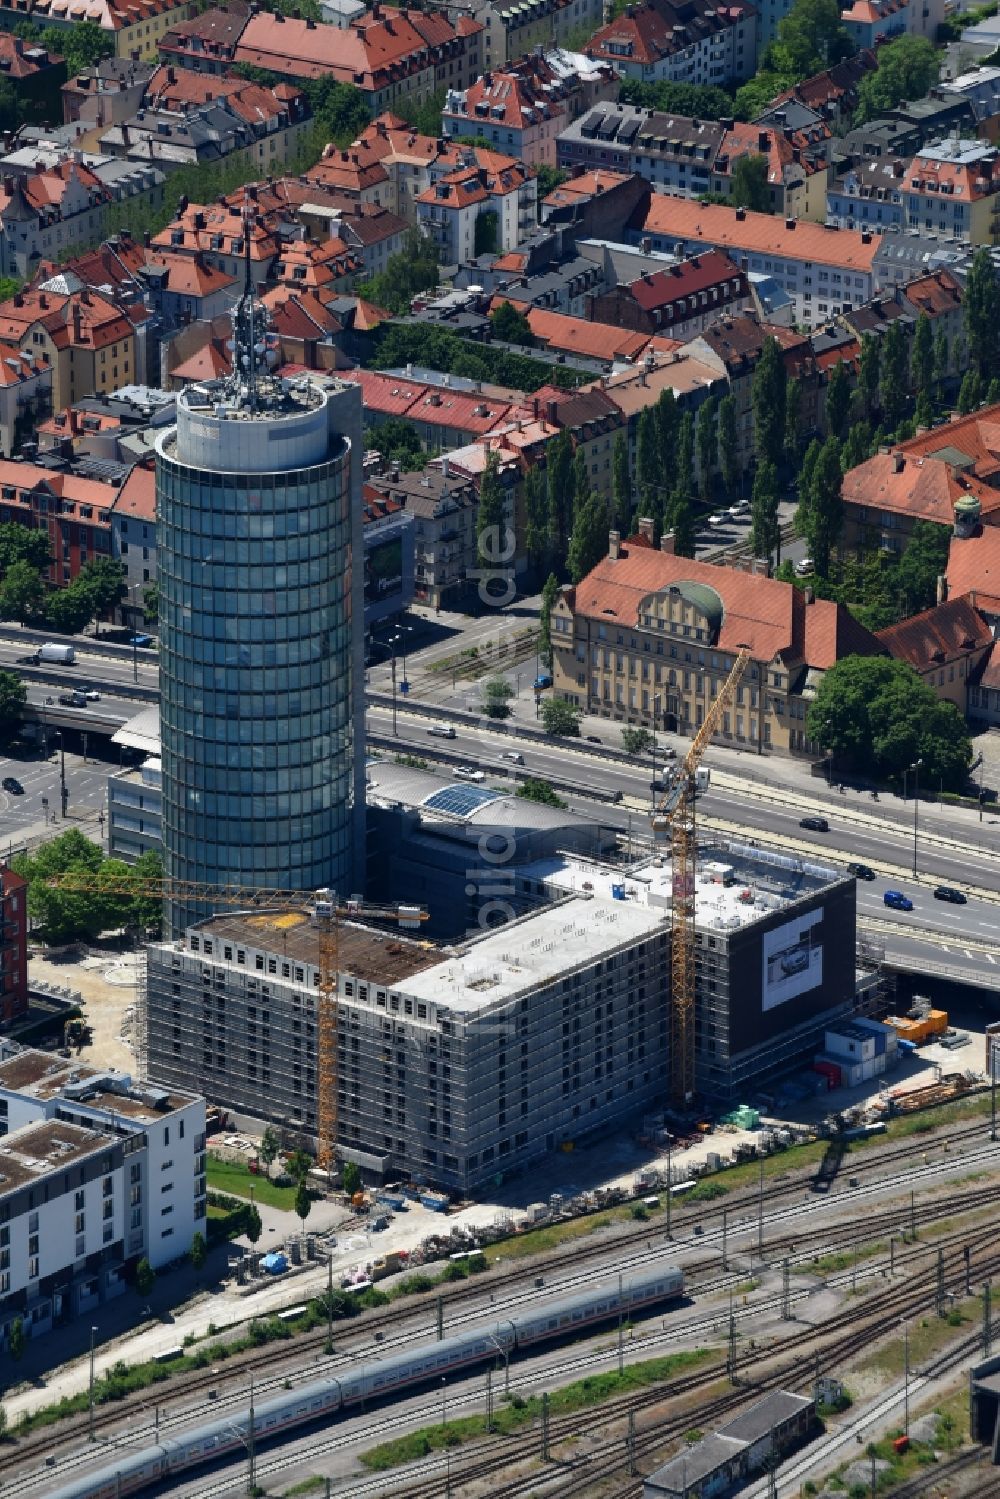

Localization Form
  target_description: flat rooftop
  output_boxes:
[521,839,845,935]
[191,910,442,987]
[0,1045,192,1117]
[403,894,665,1013]
[0,1120,108,1196]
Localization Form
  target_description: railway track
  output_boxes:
[6,1129,997,1491]
[187,1214,1000,1499]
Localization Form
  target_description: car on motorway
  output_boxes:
[128,632,153,648]
[934,885,967,904]
[82,688,101,702]
[58,692,88,707]
[799,815,829,832]
[1,776,23,794]
[500,751,524,765]
[427,725,456,739]
[848,862,876,881]
[453,766,485,781]
[884,889,914,911]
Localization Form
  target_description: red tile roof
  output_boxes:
[113,462,155,523]
[946,525,1000,608]
[234,7,480,90]
[0,33,62,76]
[842,452,1000,525]
[491,299,653,362]
[904,269,963,319]
[566,540,881,667]
[635,196,881,272]
[625,249,744,313]
[876,595,992,671]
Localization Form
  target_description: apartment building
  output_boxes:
[900,140,1000,244]
[841,0,945,50]
[0,869,27,1028]
[367,463,479,609]
[416,151,536,264]
[550,530,883,754]
[108,759,163,863]
[146,899,669,1192]
[0,285,139,412]
[0,1044,206,1350]
[683,314,807,470]
[826,158,906,231]
[448,0,605,69]
[588,250,751,339]
[877,594,993,713]
[630,195,882,330]
[443,51,616,165]
[233,7,483,113]
[0,0,195,61]
[0,158,110,280]
[584,0,757,88]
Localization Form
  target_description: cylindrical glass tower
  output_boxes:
[155,366,360,937]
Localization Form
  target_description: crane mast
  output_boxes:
[650,645,752,1105]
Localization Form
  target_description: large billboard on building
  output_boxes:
[365,535,404,607]
[762,908,824,1011]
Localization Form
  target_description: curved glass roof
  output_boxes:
[422,784,505,817]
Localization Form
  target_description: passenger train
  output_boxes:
[48,1266,684,1499]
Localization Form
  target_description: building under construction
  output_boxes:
[145,840,856,1191]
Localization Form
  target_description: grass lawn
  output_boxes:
[207,1154,297,1210]
[858,1295,978,1376]
[359,1348,714,1471]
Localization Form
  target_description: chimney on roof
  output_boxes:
[637,516,654,543]
[735,205,746,220]
[71,302,81,342]
[893,453,904,473]
[39,293,47,310]
[546,398,558,424]
[937,572,948,605]
[803,586,814,604]
[785,216,795,230]
[758,131,769,152]
[13,292,23,308]
[861,230,873,243]
[608,528,621,560]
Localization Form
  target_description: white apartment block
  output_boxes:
[0,1043,206,1350]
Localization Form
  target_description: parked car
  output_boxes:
[129,632,153,648]
[848,863,876,881]
[794,558,815,577]
[729,499,749,517]
[799,815,829,832]
[884,890,914,911]
[934,885,967,904]
[453,766,485,781]
[533,674,553,690]
[2,777,23,794]
[585,735,602,744]
[708,511,728,526]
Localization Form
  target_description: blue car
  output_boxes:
[883,890,914,912]
[533,673,553,690]
[129,632,153,648]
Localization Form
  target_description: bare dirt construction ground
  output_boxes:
[30,946,144,1075]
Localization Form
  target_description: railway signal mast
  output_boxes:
[651,645,751,1106]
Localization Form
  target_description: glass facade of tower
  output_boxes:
[156,429,354,932]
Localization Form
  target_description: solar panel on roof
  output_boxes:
[422,784,503,817]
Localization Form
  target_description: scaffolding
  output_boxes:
[134,950,148,1084]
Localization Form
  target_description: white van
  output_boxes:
[35,643,76,665]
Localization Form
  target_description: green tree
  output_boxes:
[474,210,499,257]
[302,75,370,145]
[784,379,804,468]
[772,0,851,77]
[535,163,570,198]
[12,830,107,944]
[0,559,45,622]
[734,71,795,121]
[637,405,661,518]
[546,428,573,565]
[541,698,582,736]
[189,1231,207,1278]
[0,669,23,746]
[143,581,158,623]
[294,1181,312,1232]
[516,778,566,808]
[476,452,506,570]
[858,333,880,419]
[855,35,939,123]
[696,395,717,499]
[489,301,534,345]
[285,1149,312,1186]
[358,228,438,316]
[129,849,163,934]
[717,393,740,497]
[730,154,771,212]
[539,571,560,669]
[341,1160,362,1197]
[825,360,851,440]
[572,445,589,513]
[619,80,736,117]
[752,337,787,465]
[842,421,873,472]
[749,459,781,563]
[656,386,679,493]
[801,437,843,576]
[7,1316,25,1362]
[366,417,424,472]
[76,557,126,635]
[395,85,446,138]
[959,369,983,414]
[622,726,654,756]
[910,312,934,396]
[481,674,514,718]
[879,320,908,429]
[46,580,95,635]
[914,388,933,429]
[933,329,950,400]
[135,1257,155,1297]
[895,521,951,616]
[259,1126,280,1179]
[806,655,972,789]
[668,414,696,557]
[964,246,1000,382]
[0,521,50,575]
[246,1205,263,1245]
[42,19,111,73]
[612,431,631,535]
[524,464,549,573]
[567,492,609,583]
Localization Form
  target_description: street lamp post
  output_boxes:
[906,758,923,877]
[58,733,67,818]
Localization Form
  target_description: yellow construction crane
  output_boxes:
[651,645,751,1106]
[48,874,428,1171]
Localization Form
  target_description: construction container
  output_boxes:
[813,1059,841,1089]
[886,1009,947,1045]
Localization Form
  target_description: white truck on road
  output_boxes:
[34,642,76,664]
